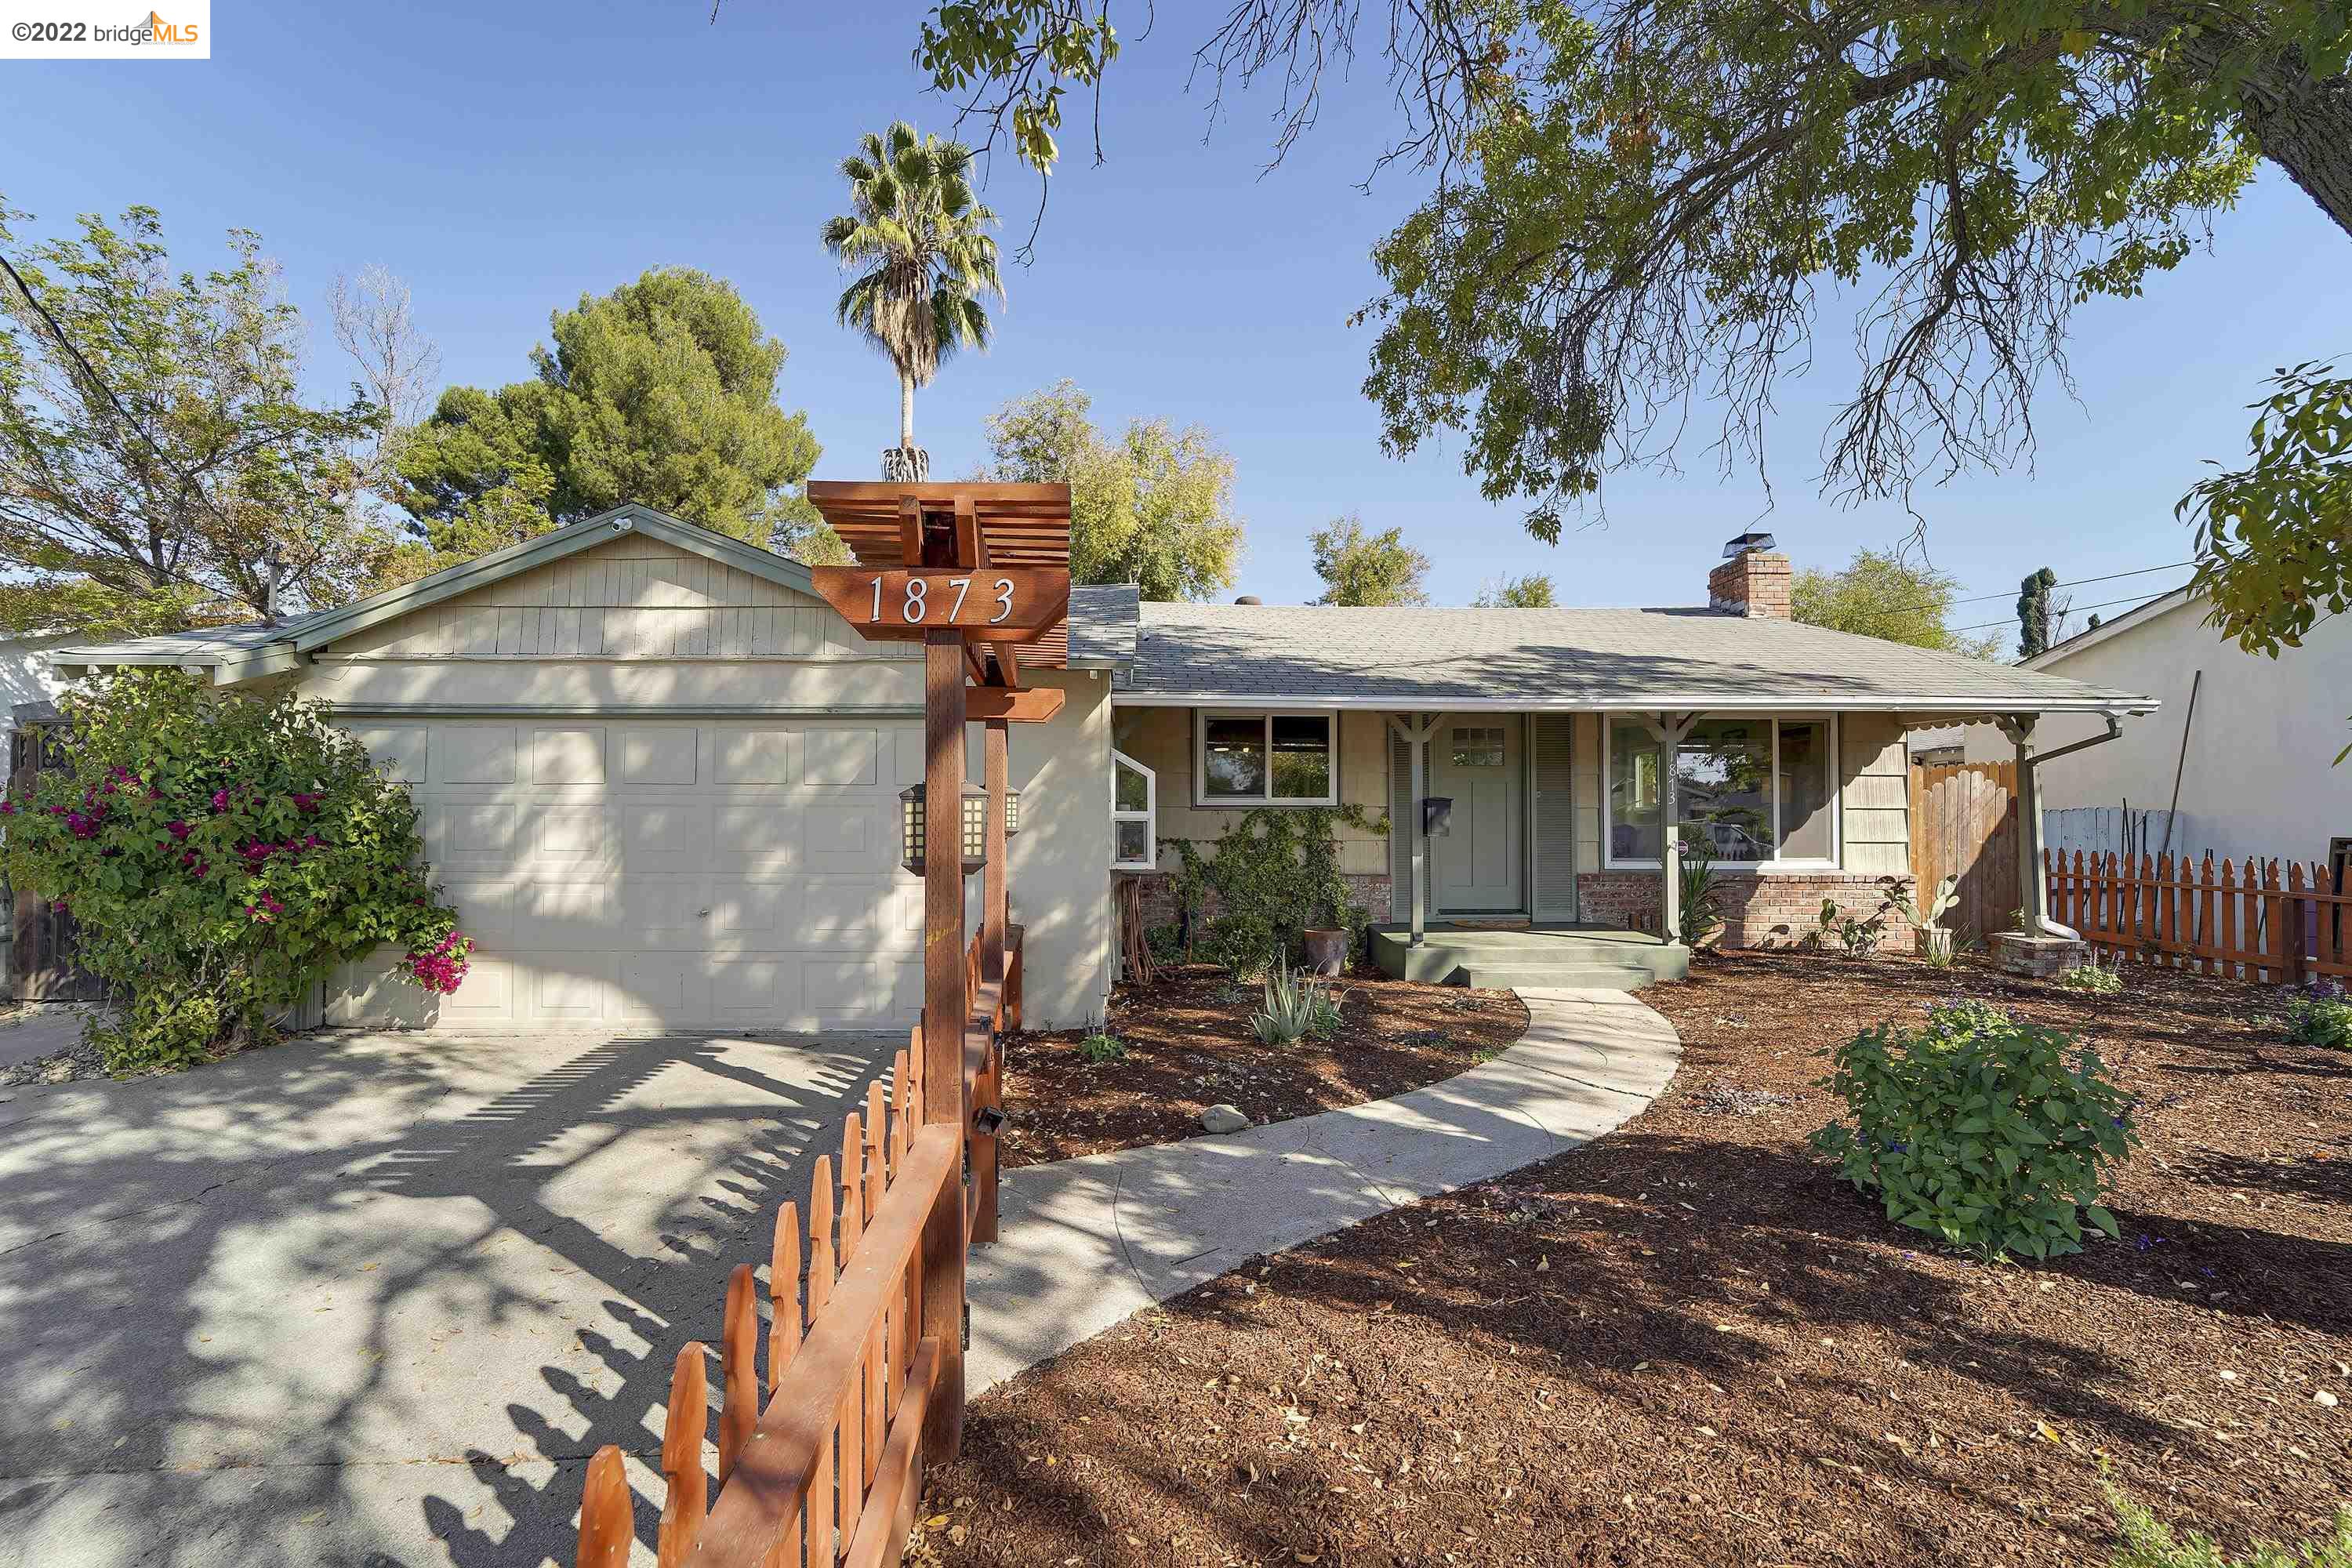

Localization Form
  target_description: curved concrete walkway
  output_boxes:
[967,985,1682,1393]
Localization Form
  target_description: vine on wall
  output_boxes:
[1161,804,1387,975]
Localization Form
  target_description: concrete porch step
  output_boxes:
[1463,957,1688,992]
[1369,924,1689,989]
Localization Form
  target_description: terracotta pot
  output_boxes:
[1302,928,1348,977]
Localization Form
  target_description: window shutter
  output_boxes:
[1533,713,1579,921]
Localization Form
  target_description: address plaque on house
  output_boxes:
[808,566,1071,642]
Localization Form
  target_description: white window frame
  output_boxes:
[1111,749,1157,869]
[1601,713,1841,873]
[1192,709,1340,808]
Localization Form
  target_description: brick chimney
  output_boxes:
[1708,532,1791,618]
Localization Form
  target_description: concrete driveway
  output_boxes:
[0,1025,898,1568]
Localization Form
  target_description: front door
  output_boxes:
[1432,717,1524,913]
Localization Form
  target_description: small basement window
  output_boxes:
[1112,750,1156,869]
[1196,711,1337,805]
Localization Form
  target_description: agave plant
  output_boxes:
[1250,957,1341,1045]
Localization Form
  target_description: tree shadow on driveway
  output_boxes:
[0,1025,893,1568]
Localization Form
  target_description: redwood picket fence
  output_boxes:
[2043,850,2351,985]
[575,926,1018,1568]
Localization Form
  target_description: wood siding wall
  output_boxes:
[1111,706,1391,878]
[331,540,918,663]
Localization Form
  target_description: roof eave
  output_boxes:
[1109,691,2157,716]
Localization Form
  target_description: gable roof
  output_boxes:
[1116,601,2155,716]
[51,506,827,683]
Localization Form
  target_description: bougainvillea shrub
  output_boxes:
[3,670,467,1073]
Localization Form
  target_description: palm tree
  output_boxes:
[822,122,1004,470]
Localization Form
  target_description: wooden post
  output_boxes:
[1643,713,1698,944]
[1385,714,1439,946]
[919,630,967,1465]
[984,719,1009,984]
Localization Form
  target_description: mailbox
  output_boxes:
[1422,796,1454,837]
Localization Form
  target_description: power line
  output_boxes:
[1953,583,2192,633]
[1944,560,2194,608]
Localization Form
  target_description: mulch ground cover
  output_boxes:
[996,964,1528,1168]
[916,952,2352,1566]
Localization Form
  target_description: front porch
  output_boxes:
[1367,921,1689,991]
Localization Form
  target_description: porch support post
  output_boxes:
[1641,712,1700,944]
[920,629,967,1464]
[1997,714,2044,935]
[983,718,1009,983]
[1385,713,1440,946]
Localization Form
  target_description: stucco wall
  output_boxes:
[1948,593,2350,864]
[1109,705,1392,877]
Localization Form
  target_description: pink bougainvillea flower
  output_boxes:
[211,789,230,811]
[167,820,191,840]
[292,792,321,813]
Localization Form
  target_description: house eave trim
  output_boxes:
[1110,692,2156,716]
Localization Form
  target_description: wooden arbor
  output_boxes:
[572,484,1073,1568]
[804,481,1070,1455]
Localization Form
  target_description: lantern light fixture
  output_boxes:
[900,781,988,877]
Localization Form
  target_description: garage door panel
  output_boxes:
[804,959,919,1029]
[710,955,793,1018]
[441,726,520,784]
[800,727,878,786]
[442,956,514,1022]
[514,881,624,948]
[713,727,795,785]
[616,956,697,1022]
[620,803,709,866]
[619,727,700,785]
[622,881,709,948]
[804,805,882,872]
[532,963,609,1021]
[444,880,515,942]
[532,807,609,862]
[716,804,804,871]
[532,727,607,784]
[445,803,521,858]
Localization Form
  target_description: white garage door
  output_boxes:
[347,718,943,1031]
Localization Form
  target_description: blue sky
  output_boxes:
[8,0,2347,633]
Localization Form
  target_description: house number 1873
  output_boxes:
[869,575,1017,625]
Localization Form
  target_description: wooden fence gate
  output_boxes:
[5,716,103,1003]
[1907,761,2020,943]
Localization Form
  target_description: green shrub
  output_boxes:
[2283,984,2352,1048]
[1250,960,1340,1046]
[1812,997,2138,1260]
[1163,805,1384,974]
[2108,1483,2352,1566]
[3,671,467,1075]
[1143,921,1185,967]
[1077,1033,1127,1064]
[1809,895,1891,957]
[2056,960,2126,993]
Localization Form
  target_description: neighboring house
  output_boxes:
[47,507,2154,1029]
[1917,586,2352,866]
[0,632,74,717]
